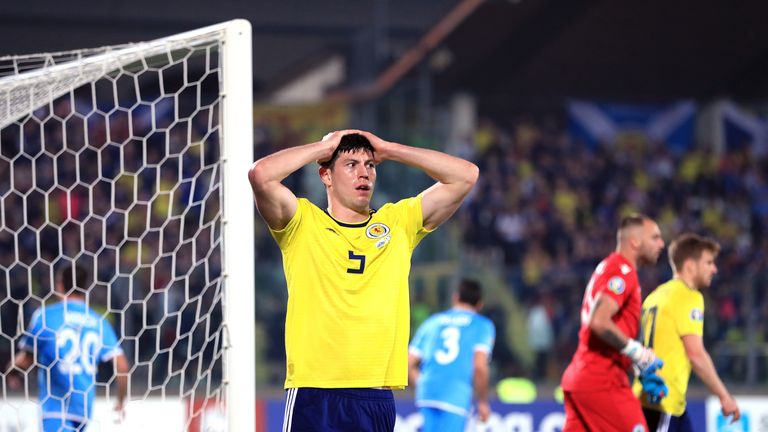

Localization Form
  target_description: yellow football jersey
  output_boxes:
[270,196,430,389]
[635,279,704,415]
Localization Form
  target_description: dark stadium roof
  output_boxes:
[0,0,458,95]
[429,0,768,107]
[1,0,767,105]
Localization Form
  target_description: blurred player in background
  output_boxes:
[408,279,495,432]
[8,264,129,432]
[637,233,740,430]
[248,130,478,431]
[561,214,666,432]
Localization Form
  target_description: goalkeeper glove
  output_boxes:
[640,372,668,404]
[621,339,662,375]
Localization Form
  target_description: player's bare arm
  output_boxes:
[683,334,741,421]
[359,131,478,230]
[5,351,33,390]
[114,353,130,414]
[9,350,33,371]
[589,293,659,373]
[588,294,629,350]
[473,350,491,422]
[407,353,421,386]
[248,130,355,229]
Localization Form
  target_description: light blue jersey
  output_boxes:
[18,299,123,424]
[409,308,495,416]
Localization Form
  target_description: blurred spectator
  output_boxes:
[526,293,554,380]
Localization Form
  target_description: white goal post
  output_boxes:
[0,19,255,431]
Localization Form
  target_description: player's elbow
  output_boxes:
[115,354,131,374]
[248,160,270,191]
[587,314,606,335]
[587,316,617,345]
[462,162,479,189]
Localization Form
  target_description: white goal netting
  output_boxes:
[0,20,254,431]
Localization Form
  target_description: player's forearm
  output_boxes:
[594,325,629,351]
[407,354,421,386]
[588,296,628,351]
[382,141,478,189]
[473,364,490,403]
[249,140,332,187]
[11,351,33,371]
[690,350,731,401]
[115,355,130,406]
[408,369,419,387]
[116,374,128,404]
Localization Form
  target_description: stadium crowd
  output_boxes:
[0,96,224,393]
[459,116,768,382]
[2,97,767,390]
[252,113,768,386]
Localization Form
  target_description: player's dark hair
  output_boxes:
[59,263,89,296]
[668,233,720,272]
[619,213,650,230]
[457,278,483,307]
[319,133,375,169]
[616,213,651,241]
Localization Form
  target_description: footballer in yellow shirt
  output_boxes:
[637,233,740,430]
[249,130,478,431]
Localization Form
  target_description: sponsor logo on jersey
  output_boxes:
[620,264,632,275]
[375,235,391,249]
[690,308,704,321]
[607,276,626,295]
[366,223,390,239]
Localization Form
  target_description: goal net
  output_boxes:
[0,20,254,431]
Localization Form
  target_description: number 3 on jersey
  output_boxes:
[435,326,461,364]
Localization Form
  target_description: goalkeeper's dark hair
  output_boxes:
[319,133,375,169]
[59,263,89,296]
[668,233,720,272]
[457,278,483,307]
[617,213,652,240]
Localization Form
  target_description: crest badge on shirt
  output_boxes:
[366,223,390,239]
[366,223,391,248]
[607,276,626,295]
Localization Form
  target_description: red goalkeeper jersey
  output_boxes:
[561,252,642,391]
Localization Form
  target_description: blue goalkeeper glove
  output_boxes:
[640,372,668,405]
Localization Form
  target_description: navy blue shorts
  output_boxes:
[643,408,694,432]
[283,388,396,432]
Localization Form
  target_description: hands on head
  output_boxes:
[317,129,391,165]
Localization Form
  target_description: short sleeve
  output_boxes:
[99,319,124,362]
[268,198,306,249]
[674,291,704,337]
[17,308,43,352]
[408,319,431,359]
[594,267,632,307]
[474,320,496,357]
[396,195,432,250]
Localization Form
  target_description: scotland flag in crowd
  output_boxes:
[567,100,697,153]
[718,100,768,155]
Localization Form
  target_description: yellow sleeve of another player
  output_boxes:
[674,290,704,337]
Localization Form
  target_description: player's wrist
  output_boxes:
[620,338,642,360]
